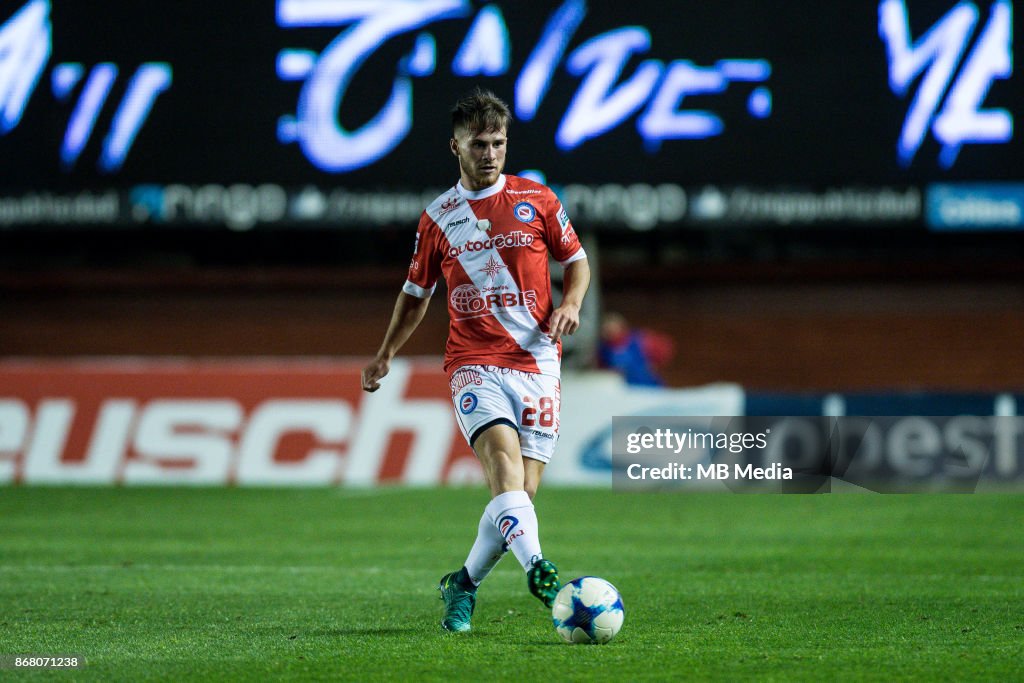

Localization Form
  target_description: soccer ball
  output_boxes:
[551,577,624,644]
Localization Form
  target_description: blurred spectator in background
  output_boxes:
[598,312,675,386]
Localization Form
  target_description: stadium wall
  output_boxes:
[2,358,1021,488]
[2,277,1022,391]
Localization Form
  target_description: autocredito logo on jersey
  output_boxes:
[446,231,534,258]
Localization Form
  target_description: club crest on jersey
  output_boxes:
[460,392,478,414]
[513,202,536,223]
[497,515,519,539]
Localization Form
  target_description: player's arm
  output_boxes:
[361,291,432,392]
[548,257,591,342]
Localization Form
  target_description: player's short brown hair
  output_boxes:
[451,87,512,135]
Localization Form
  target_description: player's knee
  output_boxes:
[485,450,524,489]
[487,448,519,472]
[524,482,538,500]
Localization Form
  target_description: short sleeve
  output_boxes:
[542,188,585,265]
[403,212,442,298]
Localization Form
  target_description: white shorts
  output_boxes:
[449,365,561,464]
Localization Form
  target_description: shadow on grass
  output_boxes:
[308,627,420,637]
[317,629,566,644]
[249,625,423,639]
[257,625,526,639]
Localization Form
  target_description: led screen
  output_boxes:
[0,0,1019,230]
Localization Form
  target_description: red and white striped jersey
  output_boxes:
[402,174,586,379]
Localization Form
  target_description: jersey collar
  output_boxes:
[456,174,506,200]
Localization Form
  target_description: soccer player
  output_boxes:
[361,88,590,633]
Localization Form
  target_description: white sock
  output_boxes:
[463,509,507,586]
[485,490,543,572]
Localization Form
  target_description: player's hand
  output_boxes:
[547,303,581,342]
[361,356,391,392]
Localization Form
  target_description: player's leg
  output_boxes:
[439,367,561,631]
[439,368,516,632]
[463,440,547,587]
[473,423,526,495]
[520,454,560,607]
[438,424,524,632]
[523,455,545,500]
[473,424,559,607]
[458,424,522,587]
[472,424,540,571]
[514,372,562,606]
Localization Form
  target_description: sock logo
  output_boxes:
[497,514,519,539]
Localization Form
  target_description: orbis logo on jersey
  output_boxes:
[446,230,534,258]
[450,284,538,320]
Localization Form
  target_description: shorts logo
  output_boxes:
[450,368,483,397]
[497,515,519,539]
[513,202,536,223]
[460,392,478,414]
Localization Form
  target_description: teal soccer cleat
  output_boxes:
[438,570,476,633]
[527,559,561,608]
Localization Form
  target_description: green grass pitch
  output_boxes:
[1,488,1021,681]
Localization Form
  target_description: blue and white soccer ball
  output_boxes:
[551,576,624,644]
